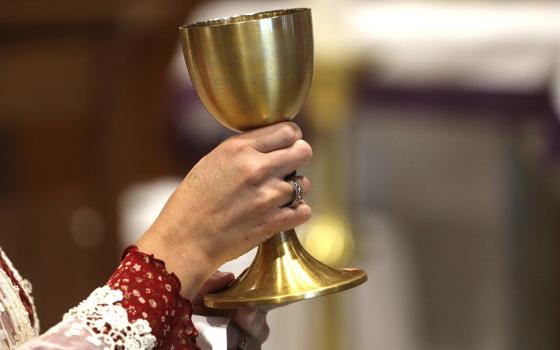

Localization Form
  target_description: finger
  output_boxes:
[227,325,242,349]
[231,308,270,344]
[265,203,312,233]
[198,271,236,295]
[192,271,235,315]
[227,327,265,350]
[247,334,266,349]
[264,139,312,177]
[193,271,235,305]
[269,176,311,208]
[240,122,302,153]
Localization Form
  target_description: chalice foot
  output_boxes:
[204,229,367,309]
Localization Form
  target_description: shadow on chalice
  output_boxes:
[179,8,367,310]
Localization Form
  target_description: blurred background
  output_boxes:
[1,1,560,349]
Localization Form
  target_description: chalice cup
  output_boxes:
[180,8,367,309]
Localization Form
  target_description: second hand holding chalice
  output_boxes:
[180,8,367,309]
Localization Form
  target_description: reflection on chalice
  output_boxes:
[179,8,367,309]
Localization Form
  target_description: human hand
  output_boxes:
[193,271,270,350]
[137,122,312,298]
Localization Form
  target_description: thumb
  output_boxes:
[192,271,236,317]
[199,271,236,295]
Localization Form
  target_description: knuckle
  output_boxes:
[302,177,311,194]
[260,215,280,234]
[249,314,260,328]
[296,140,313,161]
[225,136,250,154]
[286,121,302,136]
[278,123,300,145]
[298,204,312,222]
[241,162,266,184]
[232,311,246,328]
[261,324,271,342]
[253,189,273,213]
[274,210,296,230]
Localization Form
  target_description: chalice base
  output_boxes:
[204,229,368,309]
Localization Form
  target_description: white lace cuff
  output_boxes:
[51,286,156,350]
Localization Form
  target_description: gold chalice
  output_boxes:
[180,8,367,308]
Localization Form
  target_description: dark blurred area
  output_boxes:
[1,1,560,349]
[0,0,200,328]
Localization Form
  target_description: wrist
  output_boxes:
[136,224,216,299]
[107,246,200,345]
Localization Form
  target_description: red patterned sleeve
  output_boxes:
[107,246,200,350]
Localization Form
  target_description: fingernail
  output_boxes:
[215,271,230,277]
[214,271,235,283]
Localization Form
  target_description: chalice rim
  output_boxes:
[179,7,310,30]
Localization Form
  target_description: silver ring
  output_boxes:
[238,334,247,350]
[285,175,304,208]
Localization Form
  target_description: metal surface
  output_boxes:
[180,8,367,308]
[204,230,367,309]
[180,8,313,132]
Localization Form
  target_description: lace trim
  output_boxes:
[0,269,36,346]
[0,248,39,333]
[63,286,156,350]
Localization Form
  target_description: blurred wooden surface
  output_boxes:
[0,0,198,328]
